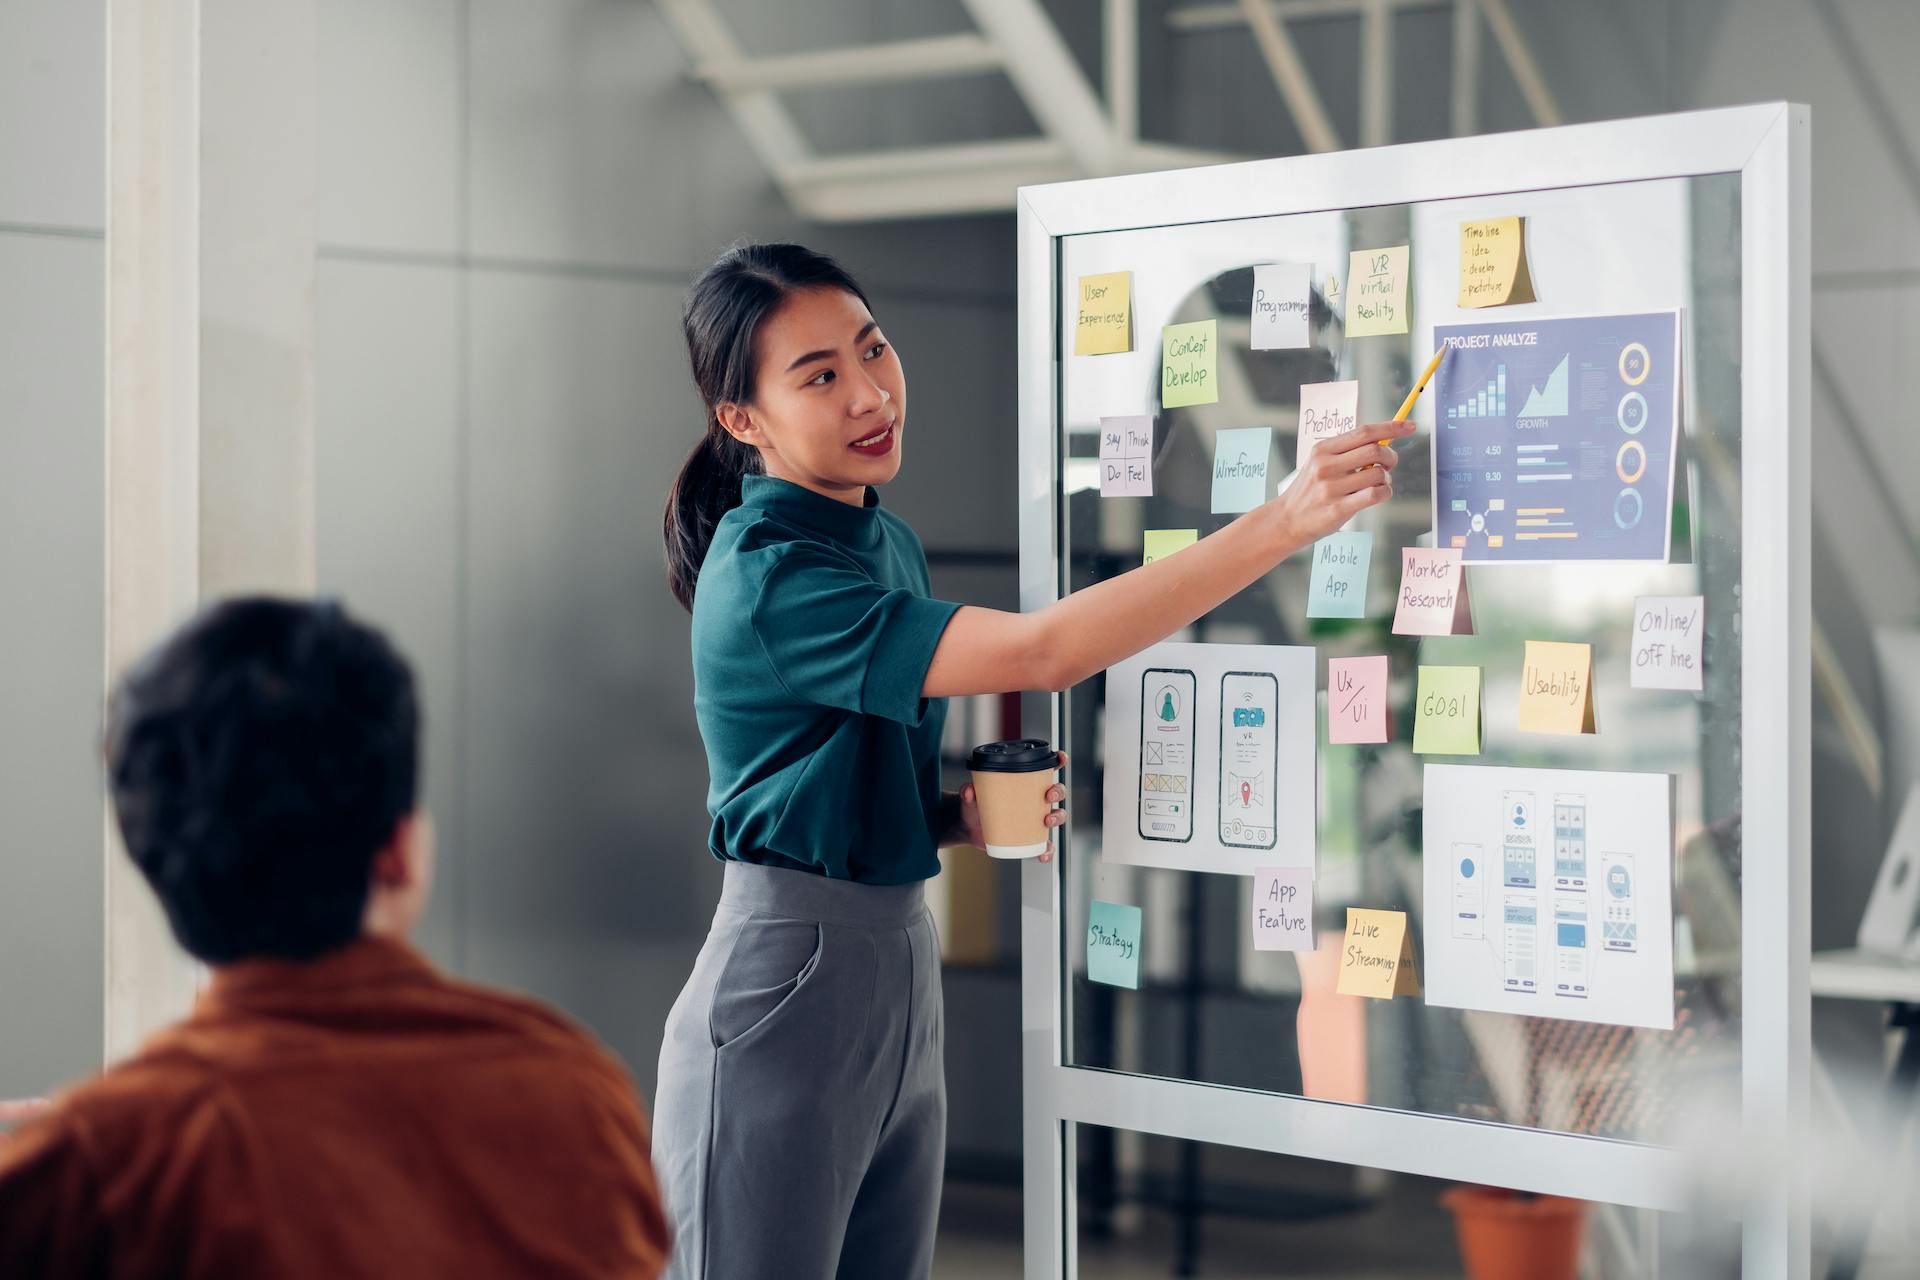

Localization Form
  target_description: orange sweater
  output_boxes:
[0,937,670,1278]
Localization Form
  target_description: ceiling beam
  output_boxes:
[691,34,1003,93]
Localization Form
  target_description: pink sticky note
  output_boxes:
[1392,547,1474,636]
[1328,656,1390,744]
[1296,380,1360,471]
[1252,867,1314,951]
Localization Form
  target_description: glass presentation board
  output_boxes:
[1056,173,1741,1143]
[1014,105,1807,1278]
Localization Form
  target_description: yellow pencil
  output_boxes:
[1385,346,1450,440]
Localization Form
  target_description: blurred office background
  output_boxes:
[3,1,1918,1275]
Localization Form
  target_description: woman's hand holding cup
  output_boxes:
[965,742,1067,862]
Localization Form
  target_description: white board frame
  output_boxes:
[1015,104,1809,1278]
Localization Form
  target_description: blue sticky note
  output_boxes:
[1307,531,1373,619]
[1211,427,1273,514]
[1087,900,1142,989]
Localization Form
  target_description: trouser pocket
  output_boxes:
[707,911,823,1050]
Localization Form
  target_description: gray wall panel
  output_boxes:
[317,0,463,254]
[0,0,103,230]
[0,233,105,1095]
[315,257,466,967]
[462,267,720,1088]
[466,0,700,270]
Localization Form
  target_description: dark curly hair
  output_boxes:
[105,597,420,963]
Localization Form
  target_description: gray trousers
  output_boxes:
[653,862,946,1280]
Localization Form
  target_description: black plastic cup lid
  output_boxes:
[968,739,1058,773]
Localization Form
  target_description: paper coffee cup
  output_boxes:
[968,739,1059,859]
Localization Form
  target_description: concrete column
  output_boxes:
[104,0,316,1063]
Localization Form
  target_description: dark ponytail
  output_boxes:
[663,242,873,612]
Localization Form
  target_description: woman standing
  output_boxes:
[655,242,1409,1279]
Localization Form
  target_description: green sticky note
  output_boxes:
[1307,531,1372,619]
[1161,319,1219,408]
[1143,528,1198,566]
[1087,900,1142,989]
[1413,665,1482,755]
[1346,245,1409,337]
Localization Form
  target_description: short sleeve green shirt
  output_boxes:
[691,475,961,884]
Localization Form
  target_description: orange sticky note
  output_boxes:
[1458,216,1537,308]
[1518,640,1597,735]
[1337,908,1420,999]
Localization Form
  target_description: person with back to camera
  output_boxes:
[0,599,671,1278]
[654,241,1412,1279]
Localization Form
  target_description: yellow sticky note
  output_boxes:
[1143,529,1198,565]
[1413,666,1481,755]
[1075,272,1132,355]
[1458,216,1536,308]
[1518,640,1596,735]
[1160,319,1219,408]
[1337,908,1420,1000]
[1345,246,1409,337]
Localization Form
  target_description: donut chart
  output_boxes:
[1617,391,1648,434]
[1615,440,1647,484]
[1618,342,1651,386]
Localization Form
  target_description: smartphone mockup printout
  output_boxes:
[1502,791,1538,888]
[1552,896,1590,998]
[1218,671,1279,850]
[1601,852,1639,952]
[1503,895,1538,993]
[1452,843,1485,940]
[1553,793,1588,890]
[1138,668,1196,843]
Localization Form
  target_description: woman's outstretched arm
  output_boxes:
[923,419,1412,699]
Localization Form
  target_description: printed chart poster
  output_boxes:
[1432,311,1681,564]
[1102,641,1316,877]
[1422,764,1675,1030]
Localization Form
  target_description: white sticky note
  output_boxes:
[1252,263,1311,350]
[1098,415,1153,498]
[1630,596,1704,690]
[1296,379,1360,471]
[1252,867,1315,951]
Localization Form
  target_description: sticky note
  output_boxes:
[1518,640,1596,734]
[1414,666,1481,755]
[1337,908,1420,999]
[1161,319,1219,408]
[1210,426,1271,513]
[1252,262,1311,350]
[1345,245,1409,337]
[1458,217,1536,308]
[1143,529,1198,565]
[1328,655,1390,744]
[1307,531,1372,619]
[1392,547,1474,635]
[1631,596,1704,691]
[1075,272,1132,355]
[1087,900,1142,989]
[1296,379,1360,470]
[1252,868,1314,951]
[1098,415,1153,498]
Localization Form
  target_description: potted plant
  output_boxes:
[1442,1184,1587,1280]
